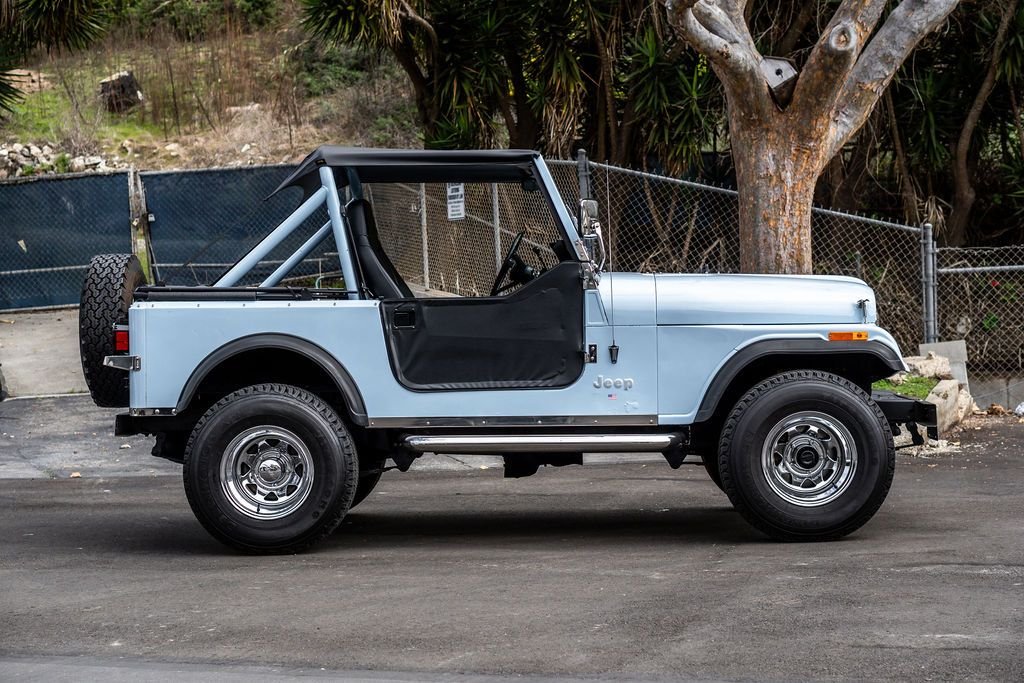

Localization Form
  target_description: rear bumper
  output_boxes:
[115,412,190,436]
[872,390,938,444]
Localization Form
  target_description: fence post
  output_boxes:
[920,222,939,344]
[576,148,591,200]
[920,222,931,343]
[419,183,430,289]
[929,226,939,343]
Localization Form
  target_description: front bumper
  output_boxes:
[872,390,938,445]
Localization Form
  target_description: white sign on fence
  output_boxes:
[446,183,465,221]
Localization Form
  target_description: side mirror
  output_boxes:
[578,199,605,272]
[580,199,599,223]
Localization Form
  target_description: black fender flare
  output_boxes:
[175,333,367,425]
[693,338,904,423]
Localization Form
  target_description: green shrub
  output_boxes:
[291,42,372,97]
[231,0,278,29]
[114,0,280,39]
[53,153,71,174]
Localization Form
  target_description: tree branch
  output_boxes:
[788,0,886,123]
[391,36,433,127]
[398,0,440,69]
[827,0,960,159]
[666,0,769,116]
[948,0,1018,244]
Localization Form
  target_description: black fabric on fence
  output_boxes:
[0,172,130,310]
[142,166,335,287]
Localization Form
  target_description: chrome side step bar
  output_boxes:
[403,433,683,454]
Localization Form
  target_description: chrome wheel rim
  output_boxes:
[220,426,314,520]
[760,411,857,507]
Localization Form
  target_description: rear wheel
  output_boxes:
[702,454,724,490]
[183,384,358,554]
[79,254,145,407]
[718,370,894,541]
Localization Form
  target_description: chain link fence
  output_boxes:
[936,246,1024,375]
[367,163,581,297]
[0,171,131,310]
[576,159,923,355]
[142,166,334,287]
[2,156,1022,380]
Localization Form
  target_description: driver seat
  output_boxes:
[345,198,413,299]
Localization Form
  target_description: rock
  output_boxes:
[11,143,23,154]
[956,390,978,423]
[987,403,1008,416]
[29,144,41,158]
[42,145,53,156]
[70,156,86,173]
[1013,402,1024,417]
[82,156,103,168]
[928,379,962,434]
[886,371,907,385]
[903,352,954,380]
[240,143,252,153]
[99,71,143,112]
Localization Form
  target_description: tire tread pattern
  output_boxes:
[182,383,358,554]
[718,369,895,542]
[79,253,143,407]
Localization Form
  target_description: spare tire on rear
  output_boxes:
[80,254,145,407]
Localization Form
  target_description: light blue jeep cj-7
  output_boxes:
[79,148,936,553]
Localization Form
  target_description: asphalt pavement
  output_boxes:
[0,413,1021,681]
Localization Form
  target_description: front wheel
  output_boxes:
[183,384,358,554]
[718,370,895,541]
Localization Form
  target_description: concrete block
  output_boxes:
[919,340,969,390]
[969,375,1009,410]
[927,379,961,435]
[1008,377,1024,411]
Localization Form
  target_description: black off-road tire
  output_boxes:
[702,454,724,491]
[79,253,145,407]
[183,383,358,554]
[351,455,387,510]
[718,370,895,542]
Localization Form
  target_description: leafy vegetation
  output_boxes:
[873,375,940,400]
[3,0,1024,255]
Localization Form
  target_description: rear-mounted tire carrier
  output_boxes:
[79,254,145,407]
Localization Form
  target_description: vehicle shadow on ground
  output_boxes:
[39,505,757,557]
[330,506,758,549]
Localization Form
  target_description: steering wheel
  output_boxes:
[490,231,527,296]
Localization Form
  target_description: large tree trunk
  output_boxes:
[733,123,818,273]
[668,0,961,273]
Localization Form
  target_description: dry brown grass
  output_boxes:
[6,16,419,169]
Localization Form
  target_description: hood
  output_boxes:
[652,273,876,325]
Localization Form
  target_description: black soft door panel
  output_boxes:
[382,261,585,391]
